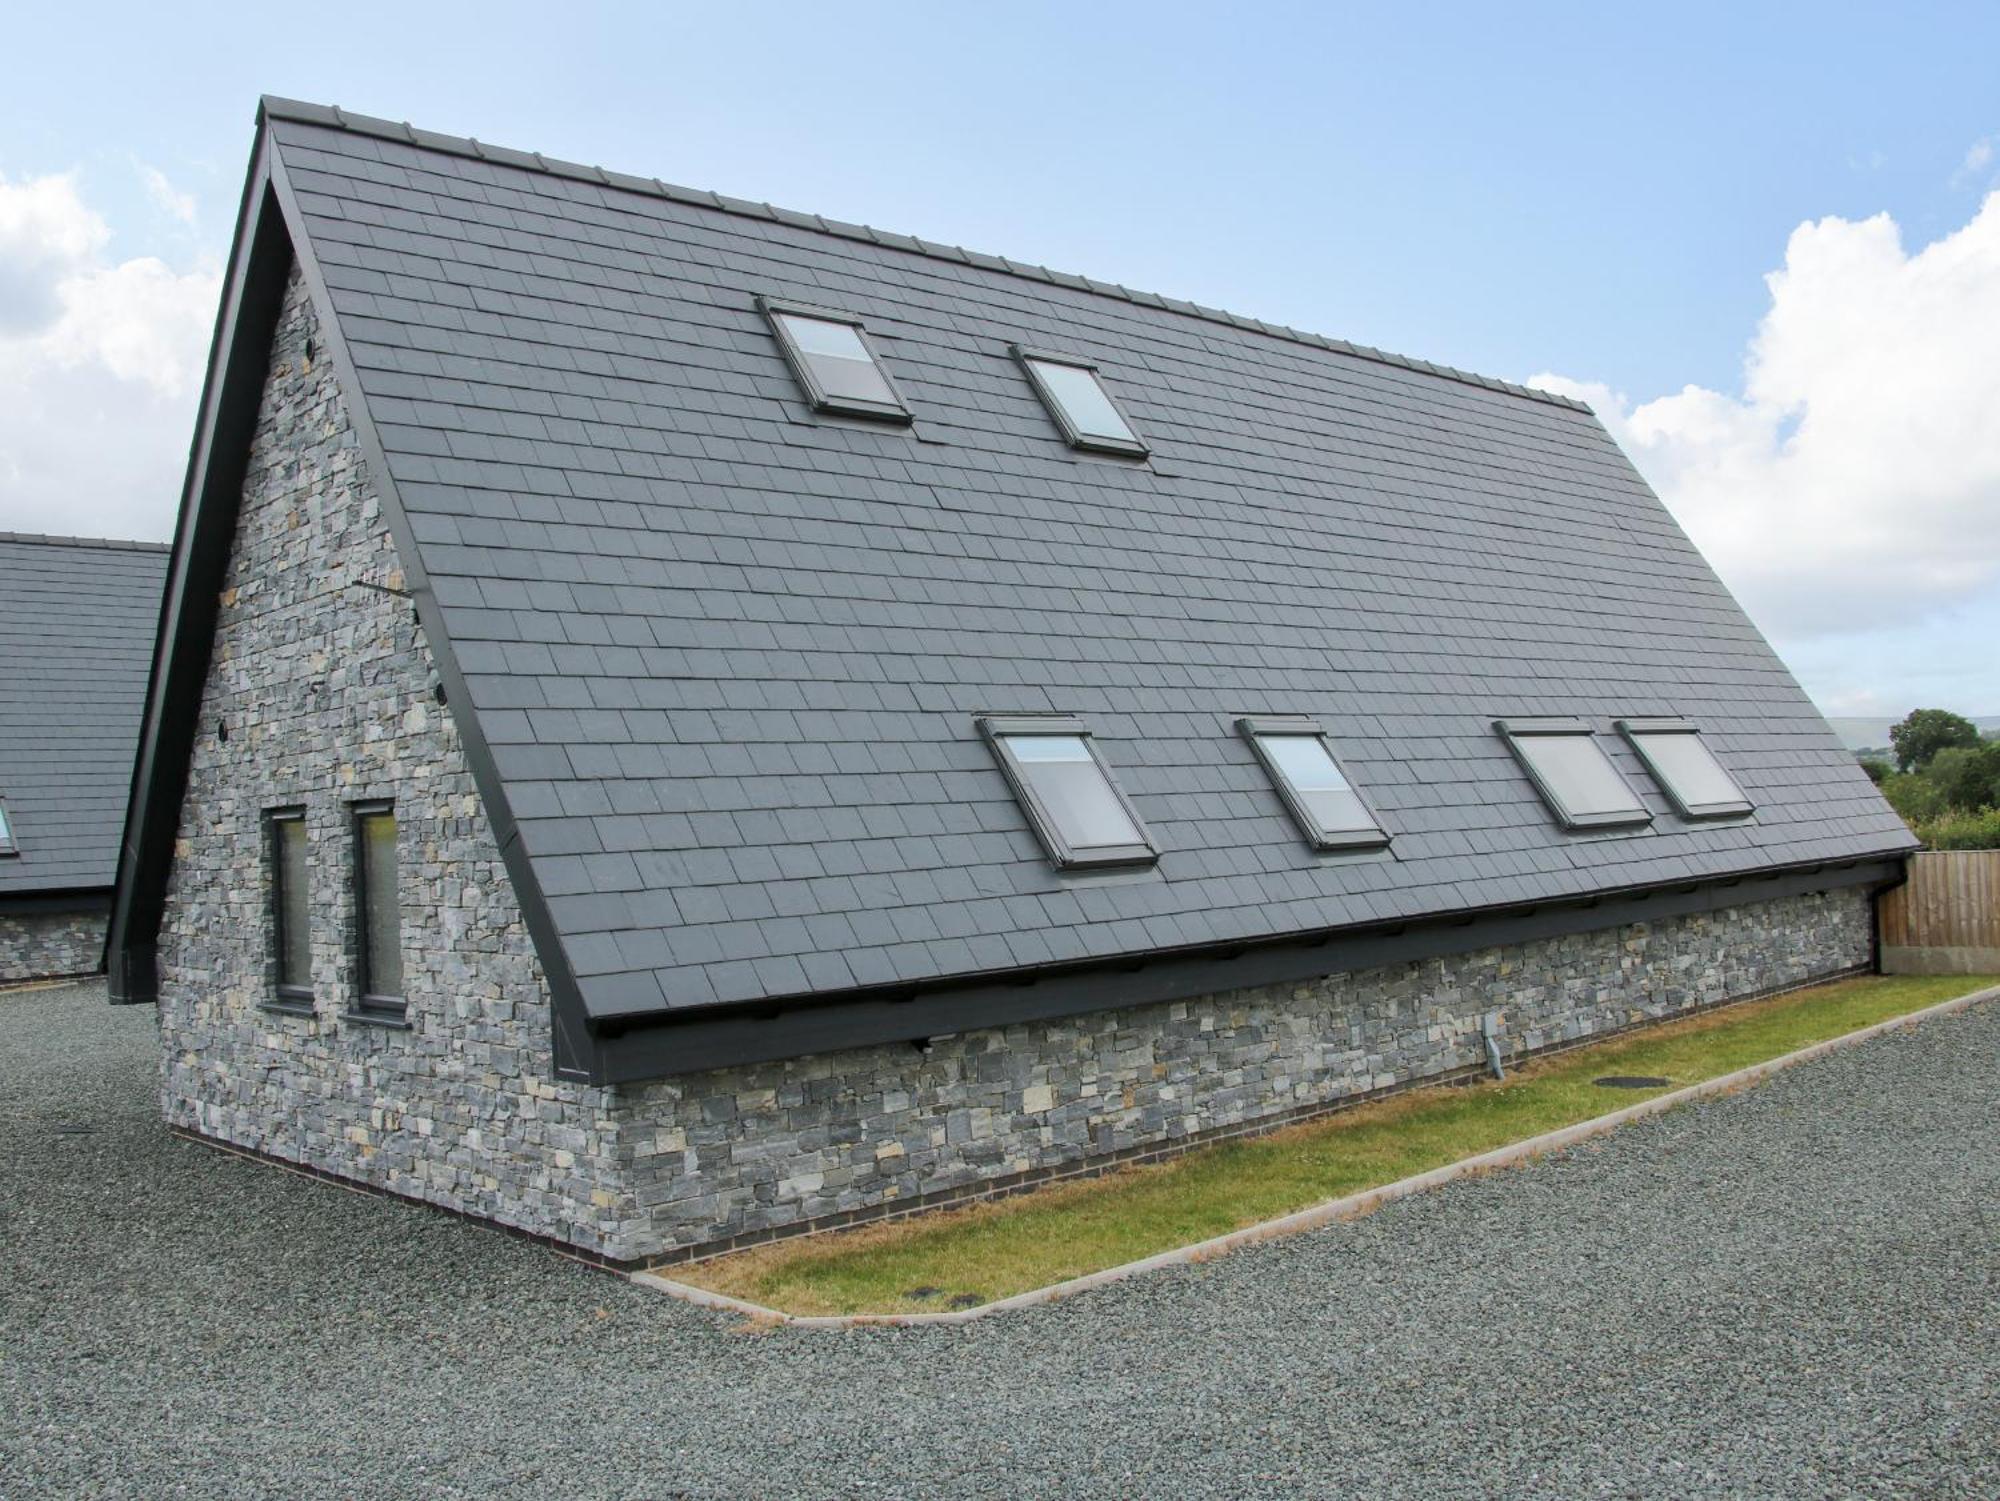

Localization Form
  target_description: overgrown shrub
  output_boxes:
[1911,807,2000,850]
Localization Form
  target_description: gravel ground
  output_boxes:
[1,979,1995,1500]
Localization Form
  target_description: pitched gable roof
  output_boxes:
[113,98,1912,1078]
[0,533,169,899]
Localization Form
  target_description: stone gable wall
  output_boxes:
[155,260,1877,1266]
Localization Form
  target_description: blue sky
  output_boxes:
[2,1,1996,717]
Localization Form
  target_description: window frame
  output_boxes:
[757,296,912,424]
[0,797,16,857]
[1011,346,1150,457]
[265,806,313,1009]
[1236,716,1391,852]
[350,799,407,1021]
[1616,719,1755,820]
[977,714,1159,871]
[1493,718,1653,832]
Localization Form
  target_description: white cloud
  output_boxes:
[0,171,218,540]
[140,164,198,227]
[1532,193,2000,642]
[1956,136,1996,187]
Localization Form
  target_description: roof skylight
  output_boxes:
[1495,720,1652,831]
[759,298,910,423]
[978,716,1157,869]
[1013,348,1148,456]
[1617,720,1754,819]
[0,799,15,856]
[1237,717,1389,851]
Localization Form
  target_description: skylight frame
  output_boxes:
[1236,716,1391,852]
[1494,718,1654,832]
[1616,719,1755,820]
[0,797,16,857]
[757,296,912,424]
[977,714,1159,871]
[1011,346,1150,458]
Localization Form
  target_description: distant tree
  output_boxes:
[1925,743,2000,812]
[1889,709,1981,773]
[1857,757,1890,785]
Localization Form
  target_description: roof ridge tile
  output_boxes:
[255,94,1589,413]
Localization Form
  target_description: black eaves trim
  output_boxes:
[585,858,1906,1082]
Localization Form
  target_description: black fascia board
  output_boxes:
[108,119,293,1006]
[105,108,608,1082]
[581,856,1905,1083]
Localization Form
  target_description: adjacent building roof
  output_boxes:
[112,98,1914,1079]
[0,533,169,900]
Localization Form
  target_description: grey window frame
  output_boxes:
[1011,346,1149,457]
[757,296,912,424]
[1236,716,1391,852]
[349,799,407,1023]
[0,797,16,857]
[265,806,313,1010]
[1494,718,1653,831]
[977,714,1158,870]
[1616,719,1755,820]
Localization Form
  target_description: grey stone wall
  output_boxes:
[157,262,629,1251]
[0,908,105,983]
[156,259,1877,1267]
[609,884,1873,1259]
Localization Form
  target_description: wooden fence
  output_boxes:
[1877,851,2000,975]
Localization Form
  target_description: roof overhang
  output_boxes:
[580,855,1905,1084]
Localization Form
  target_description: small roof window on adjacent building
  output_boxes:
[758,297,911,423]
[1495,719,1653,831]
[978,715,1157,870]
[0,798,16,856]
[1237,717,1389,851]
[1617,719,1754,820]
[1012,348,1149,457]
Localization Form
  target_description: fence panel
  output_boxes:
[1878,851,2000,974]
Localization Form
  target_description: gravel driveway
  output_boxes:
[2,979,1994,1500]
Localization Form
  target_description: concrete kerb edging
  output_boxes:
[630,982,2000,1329]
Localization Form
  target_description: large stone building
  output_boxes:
[1,533,168,983]
[111,98,1915,1266]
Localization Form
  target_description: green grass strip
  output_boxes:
[678,973,1993,1316]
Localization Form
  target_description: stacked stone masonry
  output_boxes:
[157,263,1878,1264]
[0,909,106,984]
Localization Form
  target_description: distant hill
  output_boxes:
[1825,715,2000,753]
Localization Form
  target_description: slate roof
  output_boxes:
[0,534,169,899]
[174,100,1916,1027]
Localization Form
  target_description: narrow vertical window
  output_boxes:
[353,801,404,1017]
[977,715,1157,869]
[758,297,911,422]
[267,808,312,1005]
[1237,718,1389,850]
[1012,348,1148,456]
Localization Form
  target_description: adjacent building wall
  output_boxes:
[0,907,105,983]
[157,260,1876,1267]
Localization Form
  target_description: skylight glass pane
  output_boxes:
[0,803,11,842]
[274,816,310,991]
[1028,359,1137,444]
[775,313,898,406]
[1513,733,1646,821]
[359,809,403,1000]
[1258,735,1377,834]
[1005,734,1144,848]
[1633,731,1748,811]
